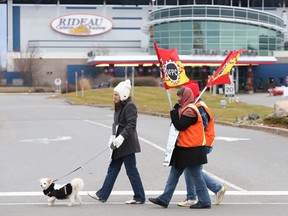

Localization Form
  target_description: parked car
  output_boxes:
[271,86,284,96]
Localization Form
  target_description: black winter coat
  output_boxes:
[112,98,141,160]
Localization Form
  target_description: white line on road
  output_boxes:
[2,191,288,197]
[1,202,288,206]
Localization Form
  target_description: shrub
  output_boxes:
[263,116,288,129]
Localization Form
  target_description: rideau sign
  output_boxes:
[50,14,113,36]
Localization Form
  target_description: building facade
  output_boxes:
[2,0,288,92]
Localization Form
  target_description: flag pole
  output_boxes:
[194,86,207,103]
[166,89,173,110]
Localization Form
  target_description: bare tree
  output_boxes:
[88,44,110,58]
[14,47,43,87]
[0,52,6,84]
[0,52,6,72]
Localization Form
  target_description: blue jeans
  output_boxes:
[96,153,145,202]
[184,147,222,200]
[157,163,211,206]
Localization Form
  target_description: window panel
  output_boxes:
[207,30,219,36]
[206,22,219,30]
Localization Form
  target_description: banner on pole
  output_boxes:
[154,41,190,89]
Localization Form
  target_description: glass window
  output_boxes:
[207,7,219,17]
[269,16,276,25]
[248,11,258,21]
[181,7,193,17]
[269,44,276,50]
[154,31,161,38]
[181,38,192,43]
[169,22,180,31]
[161,9,169,19]
[194,30,205,36]
[160,32,169,37]
[221,43,234,50]
[235,9,246,19]
[247,38,258,44]
[221,37,234,43]
[207,43,220,49]
[247,43,259,50]
[207,21,219,30]
[234,43,246,49]
[237,23,247,30]
[221,9,233,18]
[170,8,180,18]
[207,37,220,43]
[259,14,268,23]
[193,22,203,31]
[234,38,247,44]
[235,31,246,36]
[193,37,204,44]
[169,38,180,44]
[181,50,192,55]
[182,44,193,50]
[181,31,192,37]
[193,7,206,17]
[170,44,181,50]
[221,31,233,36]
[259,44,268,49]
[259,37,268,43]
[220,22,233,30]
[169,31,180,37]
[269,37,276,43]
[207,30,219,36]
[181,22,192,30]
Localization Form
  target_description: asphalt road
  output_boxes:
[0,93,288,216]
[236,92,287,108]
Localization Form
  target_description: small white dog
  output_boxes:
[38,177,84,206]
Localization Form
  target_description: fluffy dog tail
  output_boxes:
[71,178,84,191]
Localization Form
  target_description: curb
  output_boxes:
[214,120,288,137]
[138,111,288,137]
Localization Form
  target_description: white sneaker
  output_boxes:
[215,186,227,205]
[87,192,104,202]
[177,199,198,207]
[125,199,145,204]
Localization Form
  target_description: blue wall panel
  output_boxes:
[253,64,288,88]
[13,6,20,52]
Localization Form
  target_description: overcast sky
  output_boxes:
[0,4,7,68]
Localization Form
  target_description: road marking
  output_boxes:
[1,202,288,206]
[19,136,72,144]
[84,119,112,129]
[215,137,250,142]
[2,191,288,197]
[83,120,247,192]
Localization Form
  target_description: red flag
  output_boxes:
[206,49,245,87]
[154,41,190,89]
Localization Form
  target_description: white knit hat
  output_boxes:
[114,79,131,101]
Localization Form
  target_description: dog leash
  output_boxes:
[53,147,109,182]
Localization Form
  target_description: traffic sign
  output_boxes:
[54,78,62,86]
[225,84,235,97]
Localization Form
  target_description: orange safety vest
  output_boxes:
[196,101,215,147]
[177,103,206,148]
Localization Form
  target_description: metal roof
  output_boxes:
[87,55,277,66]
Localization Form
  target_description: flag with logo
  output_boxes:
[154,41,190,89]
[206,49,245,87]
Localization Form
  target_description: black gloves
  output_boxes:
[170,109,179,122]
[173,103,180,109]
